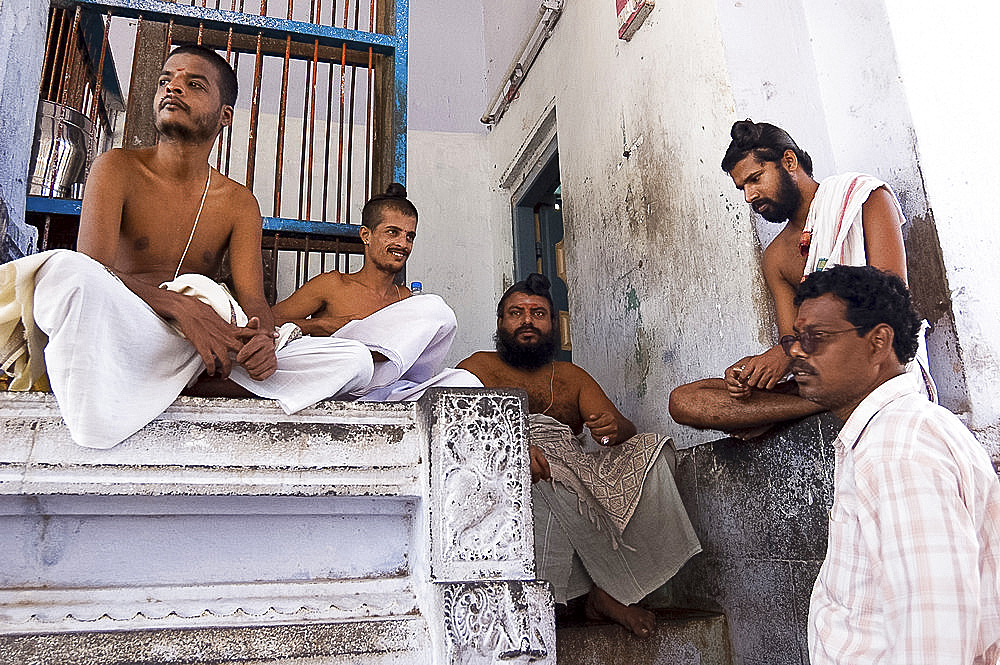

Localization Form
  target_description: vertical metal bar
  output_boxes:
[392,0,408,186]
[274,35,291,217]
[294,247,302,288]
[41,9,59,101]
[50,10,67,102]
[271,233,280,304]
[246,32,264,190]
[41,216,52,252]
[306,0,322,220]
[273,0,293,217]
[321,61,334,220]
[197,21,204,44]
[52,10,71,102]
[335,46,346,222]
[321,0,338,219]
[303,236,311,282]
[225,49,238,175]
[365,0,375,199]
[216,28,234,171]
[59,8,82,107]
[89,12,112,126]
[297,56,311,219]
[165,18,174,58]
[334,0,350,220]
[344,0,360,223]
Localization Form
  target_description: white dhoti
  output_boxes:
[803,173,937,402]
[3,250,374,449]
[332,293,482,402]
[529,414,701,605]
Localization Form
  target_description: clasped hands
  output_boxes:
[167,294,278,380]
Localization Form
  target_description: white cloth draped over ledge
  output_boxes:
[0,250,479,449]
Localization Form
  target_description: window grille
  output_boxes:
[27,0,407,301]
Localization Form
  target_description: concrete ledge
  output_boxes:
[0,392,422,496]
[0,616,430,665]
[0,388,557,663]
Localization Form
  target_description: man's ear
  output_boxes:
[782,148,799,173]
[220,104,234,128]
[868,323,897,363]
[359,225,371,245]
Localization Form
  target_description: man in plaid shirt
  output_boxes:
[784,265,1000,664]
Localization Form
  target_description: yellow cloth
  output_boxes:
[0,250,59,391]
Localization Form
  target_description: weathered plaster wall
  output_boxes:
[404,0,504,366]
[0,0,46,261]
[883,0,1000,453]
[482,0,768,449]
[404,129,502,367]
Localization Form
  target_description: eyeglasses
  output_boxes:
[779,327,863,356]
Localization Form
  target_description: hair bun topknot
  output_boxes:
[730,119,761,148]
[525,273,551,293]
[384,182,407,198]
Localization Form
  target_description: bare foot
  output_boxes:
[584,586,656,638]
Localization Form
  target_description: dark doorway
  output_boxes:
[512,151,570,361]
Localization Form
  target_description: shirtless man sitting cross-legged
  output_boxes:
[669,119,933,436]
[271,184,481,402]
[1,44,376,448]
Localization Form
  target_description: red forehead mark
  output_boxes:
[175,66,186,71]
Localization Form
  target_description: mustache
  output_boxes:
[790,360,816,375]
[160,96,188,111]
[515,324,540,335]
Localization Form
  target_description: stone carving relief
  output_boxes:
[429,391,533,579]
[440,581,554,665]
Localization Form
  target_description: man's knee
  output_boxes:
[36,250,113,294]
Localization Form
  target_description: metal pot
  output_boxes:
[29,100,95,198]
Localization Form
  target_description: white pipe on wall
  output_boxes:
[481,0,564,126]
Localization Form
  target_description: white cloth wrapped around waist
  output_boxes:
[332,293,459,396]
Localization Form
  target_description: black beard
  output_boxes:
[495,326,557,370]
[755,167,802,223]
[155,107,222,145]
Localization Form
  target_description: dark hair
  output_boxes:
[166,44,238,108]
[794,266,920,364]
[497,273,556,319]
[361,183,418,230]
[721,119,814,177]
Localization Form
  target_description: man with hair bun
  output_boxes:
[459,274,700,638]
[787,266,1000,665]
[670,119,933,435]
[272,183,481,401]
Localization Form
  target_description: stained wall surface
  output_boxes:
[481,0,771,448]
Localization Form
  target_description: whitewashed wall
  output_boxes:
[884,0,1000,450]
[480,0,766,448]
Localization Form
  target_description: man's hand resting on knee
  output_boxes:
[725,344,791,399]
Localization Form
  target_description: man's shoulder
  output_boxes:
[91,147,148,175]
[213,169,259,210]
[458,350,499,373]
[554,359,591,380]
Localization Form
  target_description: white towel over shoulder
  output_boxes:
[802,172,899,275]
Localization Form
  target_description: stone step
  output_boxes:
[554,607,732,665]
[0,615,430,665]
